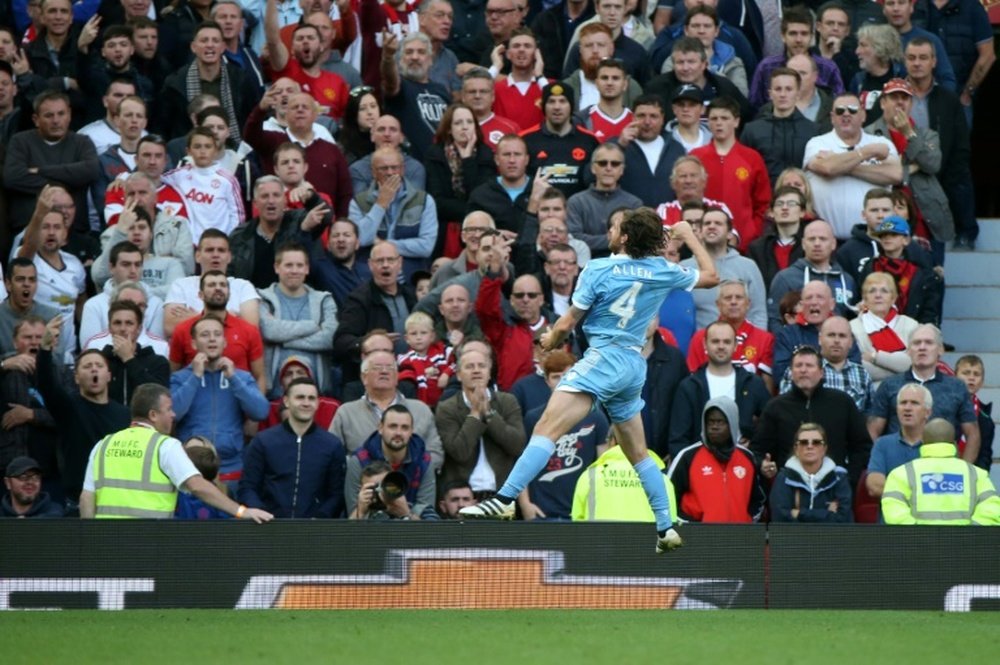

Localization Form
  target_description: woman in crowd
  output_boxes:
[768,423,853,523]
[337,86,380,165]
[425,103,496,259]
[849,272,920,384]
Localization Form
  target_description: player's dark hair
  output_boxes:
[621,208,666,258]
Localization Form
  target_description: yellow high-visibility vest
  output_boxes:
[93,426,178,519]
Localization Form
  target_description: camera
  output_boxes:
[370,471,409,511]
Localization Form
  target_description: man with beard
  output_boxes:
[381,31,451,161]
[522,83,599,199]
[668,397,765,522]
[490,27,547,131]
[172,316,271,484]
[577,57,636,143]
[562,0,650,86]
[345,403,436,519]
[168,271,267,393]
[37,317,130,512]
[561,24,626,115]
[263,0,349,121]
[308,218,372,309]
[2,457,63,518]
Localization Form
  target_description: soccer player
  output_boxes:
[461,209,718,553]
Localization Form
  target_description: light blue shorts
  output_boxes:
[556,346,645,424]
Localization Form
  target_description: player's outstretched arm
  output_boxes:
[671,221,719,289]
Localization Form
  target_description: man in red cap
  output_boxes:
[259,356,340,431]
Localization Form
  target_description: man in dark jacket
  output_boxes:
[344,404,436,519]
[239,378,347,518]
[229,176,328,289]
[740,67,818,185]
[333,241,418,380]
[645,38,752,126]
[613,95,686,207]
[97,300,170,407]
[752,345,871,488]
[642,317,689,460]
[668,321,770,458]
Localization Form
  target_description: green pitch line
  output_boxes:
[1,610,996,665]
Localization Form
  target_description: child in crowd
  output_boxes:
[162,127,245,242]
[175,437,230,519]
[397,312,453,407]
[411,271,433,301]
[858,216,943,325]
[955,355,995,470]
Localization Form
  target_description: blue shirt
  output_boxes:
[868,432,922,476]
[918,0,994,86]
[573,255,698,350]
[869,370,977,434]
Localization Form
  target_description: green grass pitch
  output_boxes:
[2,610,997,664]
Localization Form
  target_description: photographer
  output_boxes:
[345,405,437,519]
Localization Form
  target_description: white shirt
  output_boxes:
[161,164,245,242]
[79,285,166,348]
[576,72,599,112]
[164,275,260,315]
[82,425,199,493]
[803,130,899,240]
[78,119,120,157]
[706,370,737,402]
[34,251,85,358]
[84,330,169,358]
[637,136,665,173]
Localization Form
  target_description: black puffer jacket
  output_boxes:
[740,108,819,185]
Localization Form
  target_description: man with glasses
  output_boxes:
[566,142,640,258]
[349,146,438,278]
[2,457,63,518]
[533,189,590,268]
[475,235,553,391]
[741,67,818,186]
[349,114,426,194]
[464,0,524,69]
[334,241,418,375]
[752,344,871,488]
[803,92,903,241]
[418,0,461,92]
[429,211,495,288]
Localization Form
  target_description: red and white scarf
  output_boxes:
[860,307,906,353]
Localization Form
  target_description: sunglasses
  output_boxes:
[796,439,826,447]
[594,160,623,167]
[834,105,860,116]
[349,85,374,98]
[774,200,802,208]
[511,291,541,299]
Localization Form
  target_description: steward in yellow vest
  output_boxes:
[571,445,677,522]
[79,383,274,523]
[882,418,1000,526]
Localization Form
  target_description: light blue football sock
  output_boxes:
[634,456,673,533]
[496,435,556,501]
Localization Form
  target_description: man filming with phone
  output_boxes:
[346,404,437,519]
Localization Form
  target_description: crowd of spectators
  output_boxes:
[0,0,995,523]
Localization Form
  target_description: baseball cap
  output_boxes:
[882,78,914,97]
[672,84,703,104]
[873,215,911,236]
[542,83,575,110]
[5,456,41,477]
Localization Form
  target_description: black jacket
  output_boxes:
[750,383,872,488]
[645,71,753,125]
[836,223,935,286]
[425,141,497,256]
[740,108,818,185]
[613,131,687,207]
[667,365,771,459]
[99,344,171,407]
[748,225,804,290]
[159,61,260,141]
[467,178,538,276]
[643,335,690,459]
[530,3,596,80]
[333,280,418,366]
